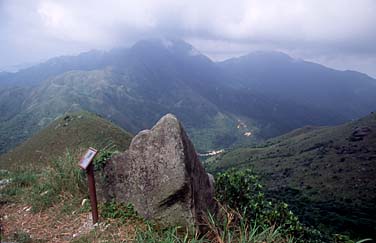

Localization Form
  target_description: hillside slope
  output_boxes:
[0,112,133,169]
[219,52,376,120]
[1,39,376,154]
[207,112,376,238]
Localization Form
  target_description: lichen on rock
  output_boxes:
[101,114,216,228]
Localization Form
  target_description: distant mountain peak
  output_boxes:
[131,38,203,58]
[245,50,294,61]
[220,50,300,66]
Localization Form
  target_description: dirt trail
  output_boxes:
[1,202,96,242]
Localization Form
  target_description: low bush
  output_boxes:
[0,169,37,200]
[9,230,32,243]
[100,200,139,223]
[93,148,119,171]
[215,168,327,242]
[214,168,374,243]
[25,151,87,212]
[204,205,295,243]
[134,204,295,243]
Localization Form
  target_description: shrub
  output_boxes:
[134,205,295,243]
[11,170,37,188]
[100,200,139,223]
[10,230,32,243]
[204,205,295,243]
[93,148,119,171]
[27,151,87,212]
[0,170,37,200]
[215,168,326,242]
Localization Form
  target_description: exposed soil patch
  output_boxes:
[0,202,139,242]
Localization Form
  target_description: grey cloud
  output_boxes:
[0,0,375,77]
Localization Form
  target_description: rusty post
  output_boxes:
[87,162,99,224]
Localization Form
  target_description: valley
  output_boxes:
[2,1,376,242]
[206,112,376,238]
[1,39,376,242]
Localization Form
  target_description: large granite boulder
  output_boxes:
[102,114,216,228]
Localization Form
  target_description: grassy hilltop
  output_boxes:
[0,111,133,170]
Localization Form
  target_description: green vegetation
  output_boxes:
[208,113,376,240]
[204,210,295,243]
[1,151,296,243]
[96,195,295,242]
[7,39,376,156]
[0,66,261,155]
[134,224,205,243]
[0,111,133,170]
[215,169,326,243]
[100,200,139,223]
[1,169,38,202]
[133,216,294,243]
[214,168,373,243]
[216,169,301,234]
[189,113,258,153]
[1,111,374,242]
[2,149,373,242]
[28,151,86,212]
[1,151,86,212]
[93,146,120,171]
[9,230,33,243]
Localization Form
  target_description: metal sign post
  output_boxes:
[79,147,99,224]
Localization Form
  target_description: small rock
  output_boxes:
[0,178,12,190]
[81,198,89,206]
[0,178,11,186]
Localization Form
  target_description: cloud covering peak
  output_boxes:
[1,0,375,76]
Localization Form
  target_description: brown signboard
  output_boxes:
[78,147,98,170]
[78,147,99,224]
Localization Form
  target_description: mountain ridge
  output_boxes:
[0,38,375,155]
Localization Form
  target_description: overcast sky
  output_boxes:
[1,0,375,77]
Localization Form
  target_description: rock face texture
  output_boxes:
[103,114,215,228]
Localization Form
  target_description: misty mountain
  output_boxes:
[1,39,375,154]
[219,51,376,120]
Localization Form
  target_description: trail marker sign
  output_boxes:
[79,147,98,169]
[78,147,99,224]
